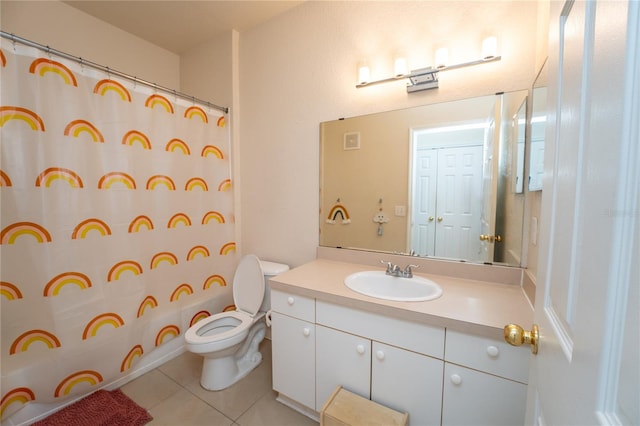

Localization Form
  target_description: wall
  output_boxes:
[0,1,180,88]
[239,1,539,268]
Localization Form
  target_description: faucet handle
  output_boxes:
[403,264,419,278]
[380,260,394,273]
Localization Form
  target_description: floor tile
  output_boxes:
[236,390,318,426]
[147,388,233,426]
[120,369,183,410]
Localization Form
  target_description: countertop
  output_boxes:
[269,258,534,340]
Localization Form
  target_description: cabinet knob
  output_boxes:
[486,345,499,358]
[302,327,310,337]
[376,350,385,361]
[287,296,294,305]
[356,344,365,355]
[450,374,462,385]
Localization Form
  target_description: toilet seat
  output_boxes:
[185,255,266,353]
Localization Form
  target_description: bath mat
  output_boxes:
[32,389,152,426]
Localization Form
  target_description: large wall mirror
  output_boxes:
[320,90,528,266]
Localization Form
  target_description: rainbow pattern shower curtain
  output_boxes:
[0,44,236,420]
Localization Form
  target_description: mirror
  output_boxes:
[529,59,547,191]
[320,90,528,266]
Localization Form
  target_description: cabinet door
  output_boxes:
[271,312,315,410]
[316,325,371,411]
[371,342,443,426]
[442,363,527,426]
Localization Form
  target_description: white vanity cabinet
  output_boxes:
[270,290,316,411]
[315,301,445,426]
[441,329,529,426]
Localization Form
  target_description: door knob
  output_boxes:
[437,217,443,222]
[479,234,503,243]
[504,323,539,354]
[428,216,434,222]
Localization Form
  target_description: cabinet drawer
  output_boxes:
[444,329,529,383]
[271,289,315,322]
[316,300,444,358]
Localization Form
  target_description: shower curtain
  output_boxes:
[0,44,235,420]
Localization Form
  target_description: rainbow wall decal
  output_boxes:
[169,283,194,302]
[35,167,84,189]
[0,170,12,187]
[128,215,154,233]
[217,178,232,192]
[326,204,351,224]
[71,218,111,240]
[29,58,78,86]
[155,324,180,346]
[186,245,210,261]
[1,281,23,300]
[184,177,208,191]
[43,272,92,296]
[98,172,137,189]
[10,329,62,354]
[203,274,227,289]
[54,370,103,398]
[144,94,174,114]
[190,310,210,326]
[201,211,225,224]
[200,145,224,159]
[0,106,45,131]
[184,106,208,123]
[122,130,152,150]
[216,116,226,127]
[150,251,178,269]
[93,79,131,102]
[223,304,236,312]
[1,222,52,245]
[1,387,36,418]
[63,119,104,143]
[137,295,158,317]
[165,138,190,155]
[219,242,236,256]
[167,212,191,228]
[120,345,144,372]
[146,175,176,191]
[107,260,143,282]
[82,313,125,340]
[0,50,6,67]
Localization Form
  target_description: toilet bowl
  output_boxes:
[185,254,288,391]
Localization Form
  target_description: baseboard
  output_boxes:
[275,393,319,423]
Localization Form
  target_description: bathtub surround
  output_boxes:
[0,43,235,422]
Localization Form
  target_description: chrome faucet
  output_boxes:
[381,260,419,278]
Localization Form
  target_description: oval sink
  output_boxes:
[344,271,442,302]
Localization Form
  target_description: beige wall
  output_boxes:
[1,1,180,88]
[240,1,539,267]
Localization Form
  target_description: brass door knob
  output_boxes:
[428,216,435,222]
[479,234,503,243]
[479,234,489,241]
[437,217,443,222]
[504,323,539,354]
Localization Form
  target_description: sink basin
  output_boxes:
[344,271,442,302]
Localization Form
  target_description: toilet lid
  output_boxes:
[232,254,265,316]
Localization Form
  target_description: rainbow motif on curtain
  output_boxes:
[0,45,235,421]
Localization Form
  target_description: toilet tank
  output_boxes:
[259,260,289,312]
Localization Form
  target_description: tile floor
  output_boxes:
[120,340,318,426]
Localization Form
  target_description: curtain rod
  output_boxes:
[1,31,229,114]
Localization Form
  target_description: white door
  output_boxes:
[526,1,639,425]
[480,100,501,262]
[411,148,438,256]
[434,146,483,260]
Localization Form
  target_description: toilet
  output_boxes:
[185,254,289,391]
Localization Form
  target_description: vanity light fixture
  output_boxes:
[356,36,501,93]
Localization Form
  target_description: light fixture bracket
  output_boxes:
[406,67,439,92]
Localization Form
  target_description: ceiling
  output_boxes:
[63,1,304,54]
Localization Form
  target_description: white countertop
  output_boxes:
[269,258,534,340]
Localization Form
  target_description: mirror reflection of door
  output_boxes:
[480,98,501,263]
[410,126,484,261]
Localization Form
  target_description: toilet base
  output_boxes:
[200,321,266,391]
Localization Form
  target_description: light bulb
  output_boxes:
[358,63,370,85]
[482,36,497,59]
[394,57,408,77]
[435,47,449,69]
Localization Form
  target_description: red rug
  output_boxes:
[32,389,152,426]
